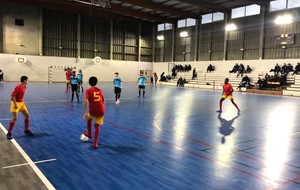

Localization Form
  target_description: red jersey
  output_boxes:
[223,83,233,96]
[66,71,72,80]
[11,84,26,102]
[85,87,105,117]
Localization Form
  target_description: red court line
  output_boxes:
[106,120,274,186]
[156,111,300,177]
[266,175,300,190]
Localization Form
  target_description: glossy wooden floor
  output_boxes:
[0,82,300,190]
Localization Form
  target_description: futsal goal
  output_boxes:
[48,66,76,83]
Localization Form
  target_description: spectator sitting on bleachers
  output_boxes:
[207,64,214,73]
[292,63,300,75]
[256,77,266,89]
[281,63,287,75]
[265,73,270,81]
[237,75,252,90]
[244,65,252,73]
[287,63,294,74]
[160,72,167,82]
[229,63,239,73]
[236,63,245,77]
[192,68,197,79]
[270,63,281,76]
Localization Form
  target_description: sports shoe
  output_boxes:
[83,131,91,138]
[238,110,241,115]
[6,133,13,140]
[216,110,222,113]
[24,130,34,136]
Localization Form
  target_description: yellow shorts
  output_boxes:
[221,95,233,100]
[10,101,28,113]
[87,114,104,125]
[66,80,70,83]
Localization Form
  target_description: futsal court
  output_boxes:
[0,82,300,190]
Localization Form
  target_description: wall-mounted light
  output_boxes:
[58,46,63,49]
[180,31,188,37]
[275,15,293,25]
[157,35,165,40]
[225,23,237,31]
[208,50,212,53]
[282,45,286,49]
[240,48,245,51]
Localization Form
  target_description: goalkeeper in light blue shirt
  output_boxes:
[136,73,147,98]
[113,72,122,104]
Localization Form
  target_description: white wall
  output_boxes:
[0,54,153,82]
[153,59,300,76]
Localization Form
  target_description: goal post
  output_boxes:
[48,66,76,83]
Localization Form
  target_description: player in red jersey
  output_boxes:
[65,68,72,92]
[7,76,33,140]
[216,78,240,114]
[83,76,106,149]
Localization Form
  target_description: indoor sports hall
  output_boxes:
[1,0,300,190]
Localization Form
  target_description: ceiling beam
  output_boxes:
[117,0,196,19]
[2,0,147,23]
[177,0,227,12]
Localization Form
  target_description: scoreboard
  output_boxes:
[275,34,295,45]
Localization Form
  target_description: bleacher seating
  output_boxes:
[160,71,261,91]
[283,75,300,96]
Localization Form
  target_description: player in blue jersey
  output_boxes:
[77,69,84,93]
[70,71,79,102]
[136,73,147,98]
[113,72,122,104]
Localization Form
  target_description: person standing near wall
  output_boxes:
[0,70,4,82]
[113,72,122,104]
[77,69,84,93]
[7,76,33,140]
[65,68,72,92]
[70,71,79,103]
[154,73,158,85]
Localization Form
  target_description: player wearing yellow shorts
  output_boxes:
[7,76,33,140]
[216,78,240,114]
[83,76,106,149]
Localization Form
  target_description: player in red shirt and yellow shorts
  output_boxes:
[83,76,106,149]
[216,78,240,114]
[7,76,33,140]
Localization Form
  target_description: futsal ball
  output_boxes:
[80,134,89,142]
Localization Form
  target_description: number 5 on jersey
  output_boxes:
[93,92,101,101]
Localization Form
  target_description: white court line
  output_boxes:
[0,123,56,190]
[2,158,57,169]
[0,118,11,121]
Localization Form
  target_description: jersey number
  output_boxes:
[93,92,101,101]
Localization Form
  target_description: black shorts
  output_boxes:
[71,84,78,92]
[139,85,145,89]
[114,87,121,93]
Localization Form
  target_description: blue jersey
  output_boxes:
[138,76,147,86]
[70,76,79,85]
[77,73,83,82]
[113,77,122,88]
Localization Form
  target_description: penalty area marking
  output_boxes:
[0,123,56,190]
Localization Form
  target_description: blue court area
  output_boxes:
[1,82,300,190]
